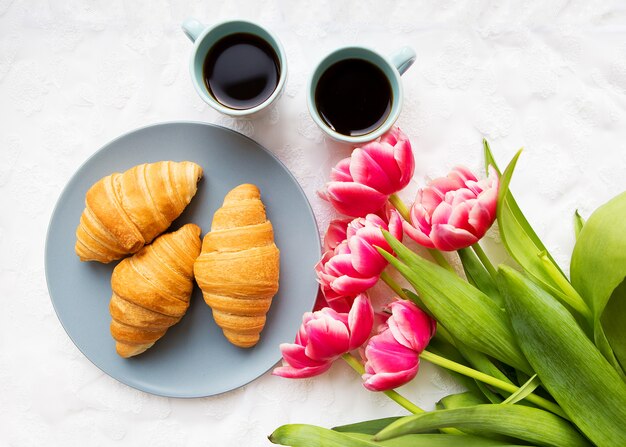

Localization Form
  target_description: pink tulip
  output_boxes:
[363,300,436,391]
[273,294,374,379]
[346,212,403,277]
[350,127,415,195]
[320,158,389,217]
[320,127,415,217]
[404,166,499,251]
[316,211,403,312]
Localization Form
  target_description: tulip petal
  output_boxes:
[362,364,419,391]
[295,313,314,345]
[364,331,419,373]
[364,213,387,227]
[353,225,387,243]
[468,200,492,236]
[365,142,403,181]
[448,188,477,206]
[394,139,415,188]
[447,201,475,233]
[280,343,327,369]
[431,202,453,226]
[326,182,389,217]
[304,317,350,361]
[331,274,379,296]
[379,127,406,146]
[420,186,445,213]
[325,253,359,277]
[477,183,498,221]
[430,176,465,196]
[324,219,350,252]
[350,146,398,194]
[430,223,478,251]
[409,202,432,233]
[273,362,333,379]
[464,179,485,196]
[348,294,374,349]
[386,210,404,241]
[348,236,387,276]
[362,330,420,391]
[387,301,435,352]
[325,295,354,313]
[450,166,477,184]
[403,220,436,249]
[331,158,353,182]
[319,307,349,326]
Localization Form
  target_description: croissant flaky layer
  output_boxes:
[109,223,202,358]
[75,161,203,263]
[194,184,280,348]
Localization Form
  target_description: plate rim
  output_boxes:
[44,120,321,398]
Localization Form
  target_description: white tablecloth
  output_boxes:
[2,1,626,445]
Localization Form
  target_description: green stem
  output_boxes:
[380,270,410,301]
[471,243,497,280]
[388,193,411,221]
[420,350,568,420]
[342,353,424,414]
[428,249,456,273]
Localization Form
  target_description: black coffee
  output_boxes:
[315,58,392,137]
[203,33,280,110]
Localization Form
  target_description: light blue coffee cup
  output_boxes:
[307,46,415,144]
[182,18,287,117]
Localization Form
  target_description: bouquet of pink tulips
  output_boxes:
[269,128,626,447]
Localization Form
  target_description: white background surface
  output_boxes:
[2,1,626,445]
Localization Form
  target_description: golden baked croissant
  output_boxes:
[194,184,280,348]
[109,223,202,358]
[75,161,203,263]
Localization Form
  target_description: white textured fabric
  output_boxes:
[2,1,626,445]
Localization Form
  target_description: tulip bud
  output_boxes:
[350,127,414,195]
[273,294,374,379]
[362,300,436,391]
[404,166,499,251]
[316,211,403,312]
[320,127,415,217]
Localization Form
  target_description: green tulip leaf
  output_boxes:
[270,424,379,446]
[438,391,486,409]
[378,233,531,373]
[501,374,539,405]
[483,140,561,272]
[375,404,590,447]
[270,424,522,446]
[483,140,592,322]
[573,210,585,240]
[458,247,503,307]
[498,265,626,446]
[333,418,401,435]
[571,191,626,375]
[437,393,519,444]
[600,280,626,372]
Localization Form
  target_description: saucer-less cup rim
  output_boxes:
[307,46,415,144]
[182,18,287,117]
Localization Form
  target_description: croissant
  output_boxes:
[75,161,203,263]
[194,184,280,348]
[109,223,202,358]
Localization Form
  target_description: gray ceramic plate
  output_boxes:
[45,122,320,398]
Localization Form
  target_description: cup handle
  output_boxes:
[182,18,205,43]
[390,46,416,75]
